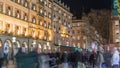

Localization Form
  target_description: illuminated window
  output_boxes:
[44,11,47,16]
[39,9,43,14]
[7,6,12,16]
[24,1,28,7]
[32,4,36,11]
[49,3,51,8]
[24,13,28,21]
[17,0,21,3]
[32,17,36,23]
[44,1,47,5]
[115,20,119,26]
[48,14,51,18]
[39,21,42,26]
[21,0,24,5]
[16,10,21,18]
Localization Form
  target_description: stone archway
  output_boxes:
[4,39,12,60]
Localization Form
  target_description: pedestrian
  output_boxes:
[103,50,112,68]
[61,51,69,68]
[111,47,119,68]
[89,51,97,68]
[3,43,9,65]
[96,51,104,68]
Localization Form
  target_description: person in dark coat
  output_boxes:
[103,50,112,68]
[75,50,82,68]
[89,51,97,68]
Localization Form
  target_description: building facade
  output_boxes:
[72,16,102,50]
[0,0,72,59]
[52,0,73,52]
[72,19,87,49]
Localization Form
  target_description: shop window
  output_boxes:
[0,3,3,13]
[32,17,36,24]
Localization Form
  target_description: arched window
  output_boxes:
[32,17,36,23]
[24,13,28,21]
[7,6,12,16]
[16,10,20,18]
[32,4,36,11]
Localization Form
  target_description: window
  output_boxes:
[32,17,36,23]
[32,4,36,11]
[39,21,42,26]
[24,13,28,21]
[44,1,47,6]
[115,20,119,26]
[49,3,51,8]
[48,14,51,18]
[24,1,28,7]
[59,10,61,14]
[0,3,3,13]
[39,9,43,14]
[7,6,12,16]
[17,0,21,3]
[115,29,119,34]
[15,10,21,18]
[21,0,24,5]
[44,11,47,16]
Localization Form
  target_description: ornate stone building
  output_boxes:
[0,0,72,59]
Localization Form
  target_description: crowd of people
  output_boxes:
[0,46,120,68]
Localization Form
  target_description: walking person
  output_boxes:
[61,51,69,68]
[89,51,97,68]
[4,44,9,65]
[111,47,119,68]
[96,51,104,68]
[103,50,112,68]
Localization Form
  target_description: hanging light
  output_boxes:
[12,37,16,43]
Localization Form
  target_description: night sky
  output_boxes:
[61,0,113,18]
